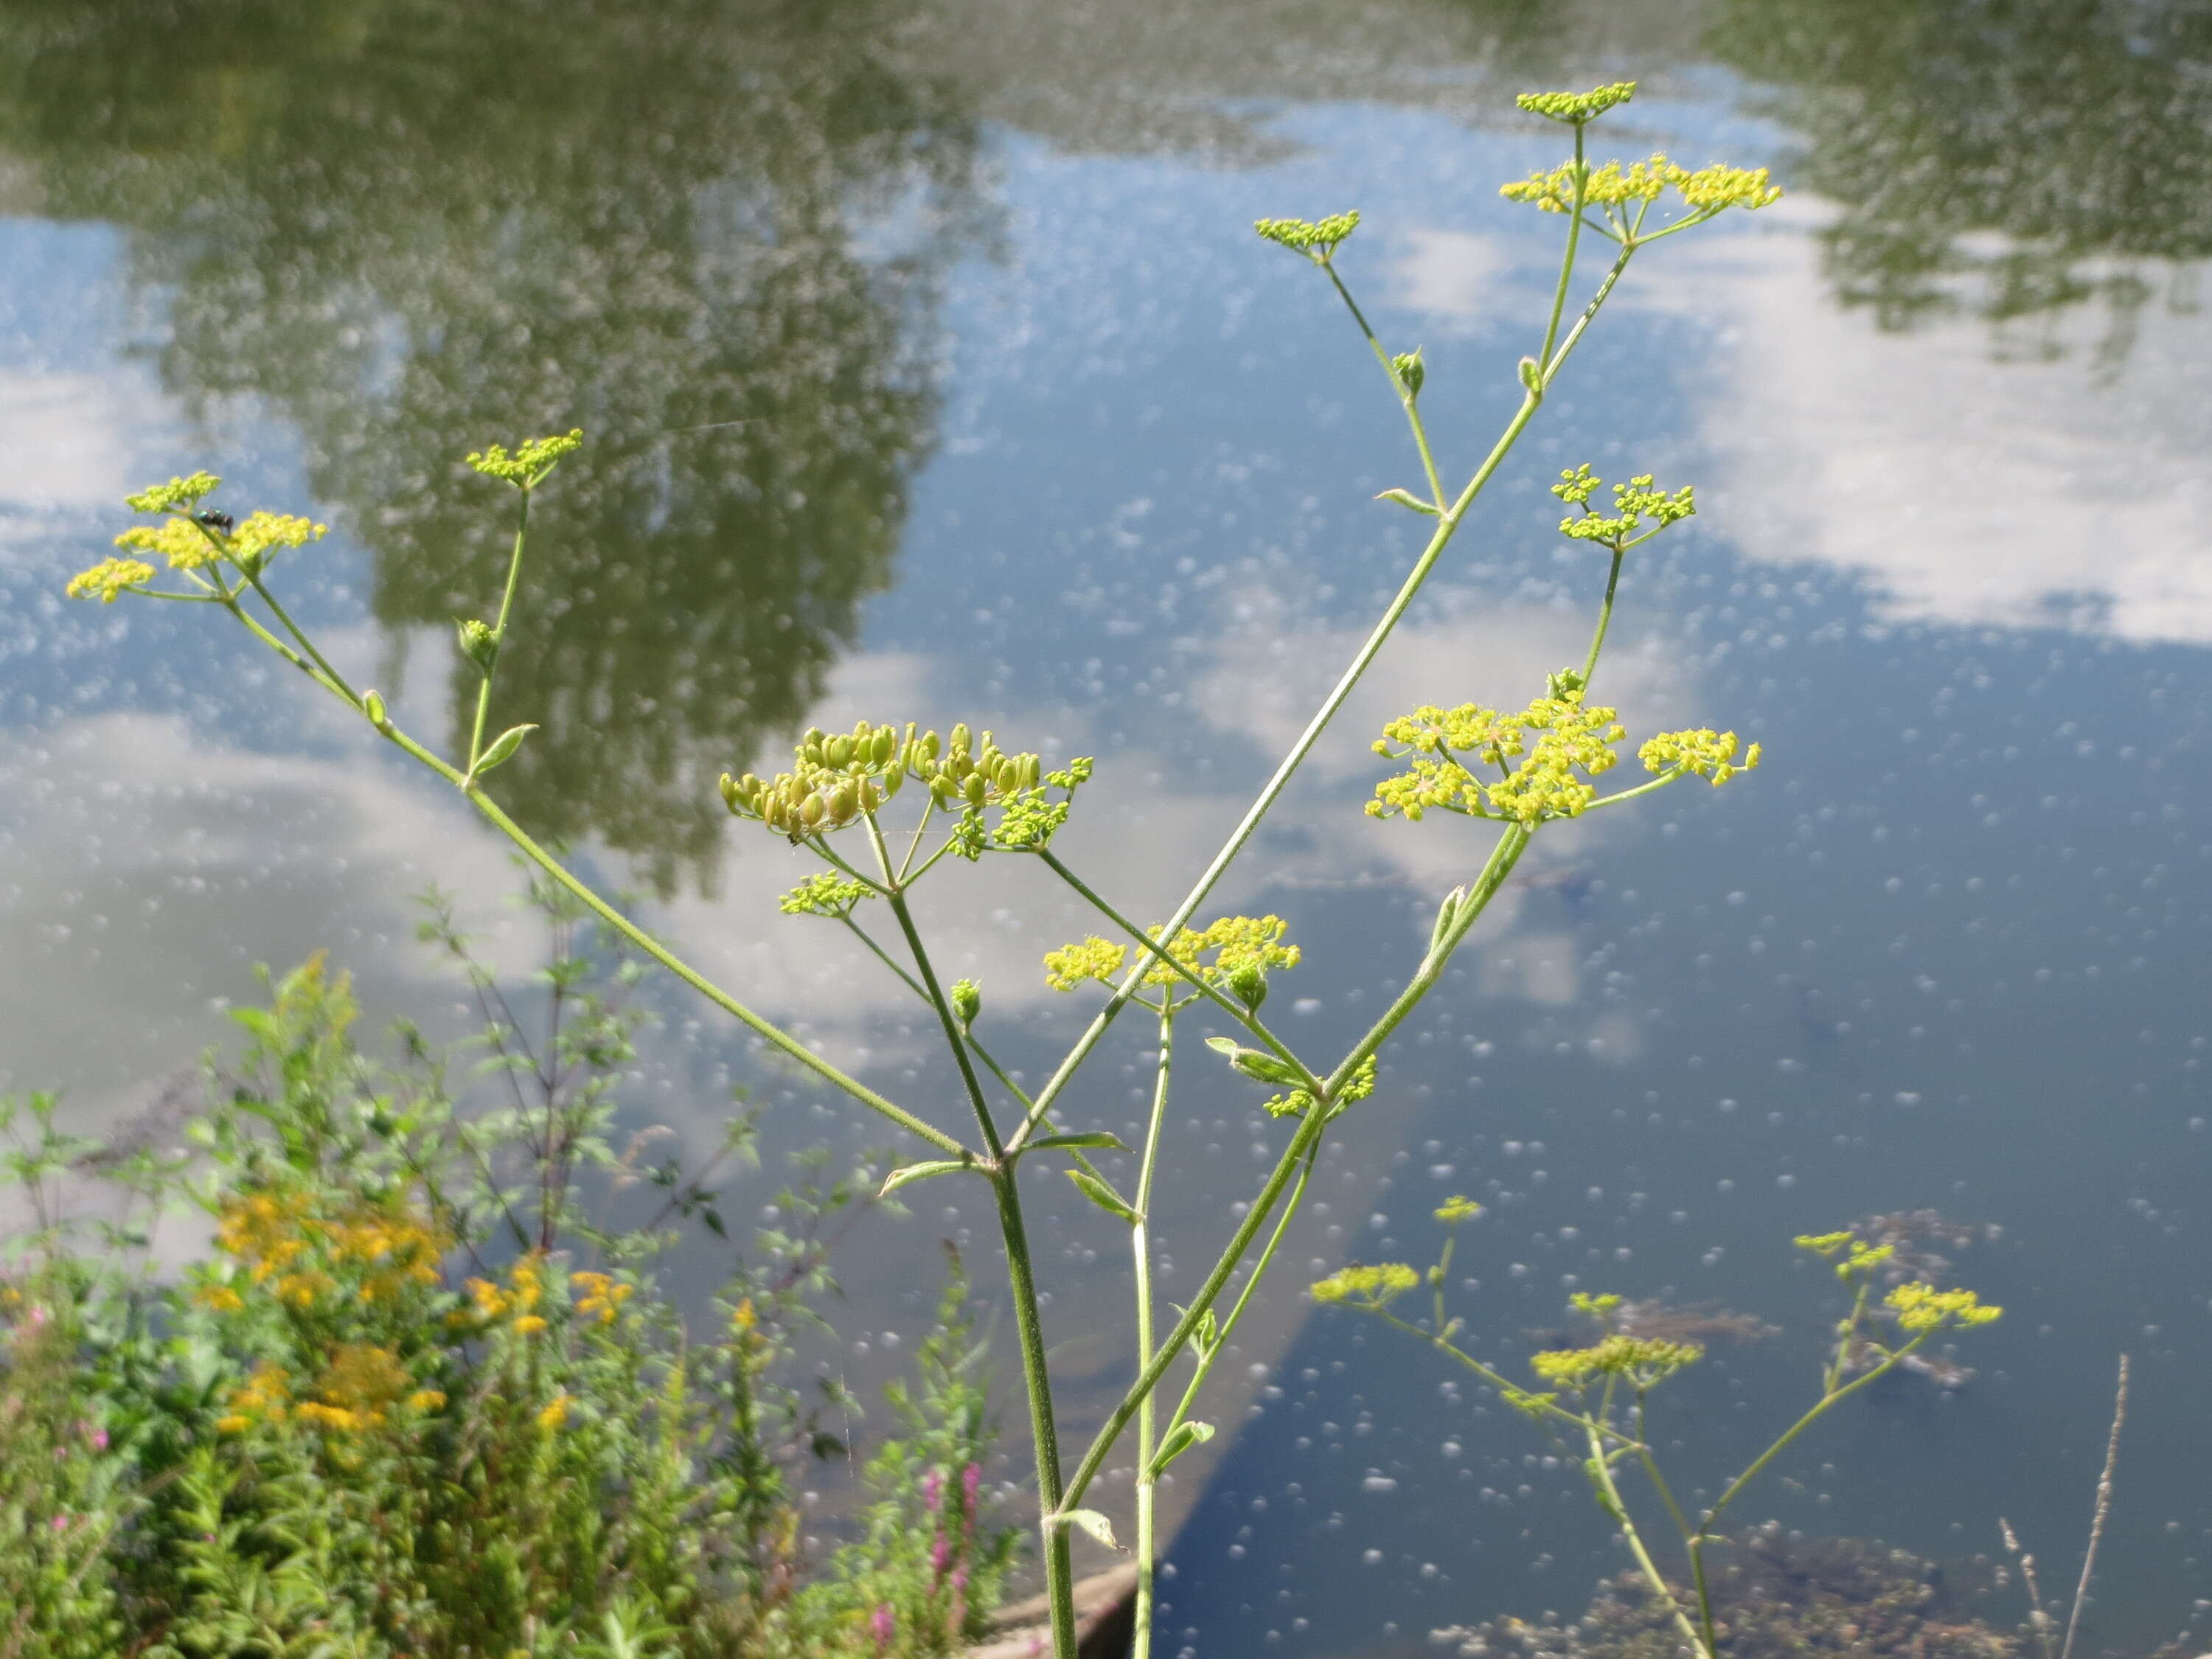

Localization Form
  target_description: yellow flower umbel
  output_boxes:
[1309,1262,1419,1307]
[1885,1282,2002,1333]
[1500,150,1782,243]
[64,557,155,603]
[1368,692,1628,826]
[1529,1333,1702,1393]
[69,472,328,602]
[1043,914,1300,997]
[467,428,584,489]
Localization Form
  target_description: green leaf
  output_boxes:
[1054,1509,1124,1551]
[1026,1131,1129,1153]
[473,722,538,776]
[878,1158,972,1198]
[1206,1037,1304,1087]
[1374,487,1439,515]
[1067,1169,1141,1225]
[1151,1419,1216,1473]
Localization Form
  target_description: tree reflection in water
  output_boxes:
[0,0,985,894]
[1714,0,2212,366]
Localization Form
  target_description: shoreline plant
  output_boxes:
[65,80,1791,1659]
[0,898,1016,1658]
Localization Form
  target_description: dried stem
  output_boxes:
[2059,1352,2129,1659]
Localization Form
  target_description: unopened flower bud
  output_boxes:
[950,978,982,1027]
[363,689,392,734]
[962,772,987,807]
[719,773,742,813]
[1226,961,1268,1011]
[456,617,499,672]
[827,734,852,768]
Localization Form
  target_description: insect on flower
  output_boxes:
[193,509,235,535]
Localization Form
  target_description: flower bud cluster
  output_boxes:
[1554,467,1696,549]
[1529,1332,1702,1391]
[1368,692,1627,826]
[466,428,585,487]
[1264,1053,1374,1121]
[1637,728,1761,786]
[1500,153,1781,223]
[779,872,873,919]
[724,720,1087,852]
[722,719,912,838]
[1253,212,1360,262]
[1514,82,1637,124]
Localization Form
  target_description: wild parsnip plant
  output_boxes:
[1313,1218,2003,1659]
[0,906,1015,1659]
[66,80,1787,1658]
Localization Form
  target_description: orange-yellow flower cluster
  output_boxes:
[211,1190,448,1310]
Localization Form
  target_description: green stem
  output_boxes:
[1324,823,1531,1095]
[1130,1004,1176,1659]
[1035,849,1319,1091]
[430,763,967,1156]
[884,891,1004,1159]
[1537,122,1591,370]
[1322,260,1445,507]
[1157,1136,1319,1450]
[1580,546,1627,689]
[882,884,1073,1656]
[1696,1332,1930,1542]
[243,573,360,706]
[220,599,350,701]
[1058,1100,1329,1513]
[996,1163,1077,1659]
[470,488,532,771]
[1584,1419,1708,1657]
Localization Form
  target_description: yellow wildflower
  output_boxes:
[124,472,220,514]
[1530,1334,1701,1391]
[1042,936,1127,992]
[1887,1282,2002,1333]
[535,1393,572,1431]
[1309,1263,1419,1307]
[65,557,156,602]
[467,429,585,487]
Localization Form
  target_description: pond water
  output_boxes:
[4,2,2211,1654]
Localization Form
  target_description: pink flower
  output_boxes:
[50,1514,68,1532]
[89,1427,108,1452]
[922,1467,943,1512]
[870,1601,896,1651]
[961,1462,981,1509]
[931,1530,950,1578]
